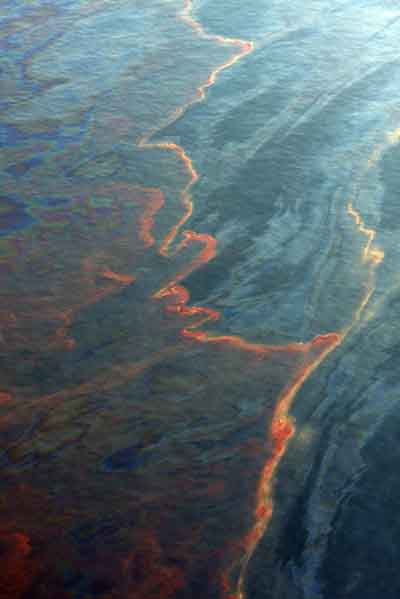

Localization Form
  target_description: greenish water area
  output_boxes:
[1,1,400,598]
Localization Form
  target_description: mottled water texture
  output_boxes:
[0,1,398,598]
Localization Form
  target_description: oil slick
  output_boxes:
[139,3,383,598]
[0,1,386,598]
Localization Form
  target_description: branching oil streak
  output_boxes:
[0,4,385,598]
[135,2,385,598]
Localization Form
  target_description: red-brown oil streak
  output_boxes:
[230,336,342,599]
[135,2,385,598]
[138,0,253,258]
[232,204,383,599]
[0,2,383,597]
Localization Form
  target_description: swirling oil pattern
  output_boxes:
[1,0,400,598]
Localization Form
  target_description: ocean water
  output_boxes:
[1,1,400,598]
